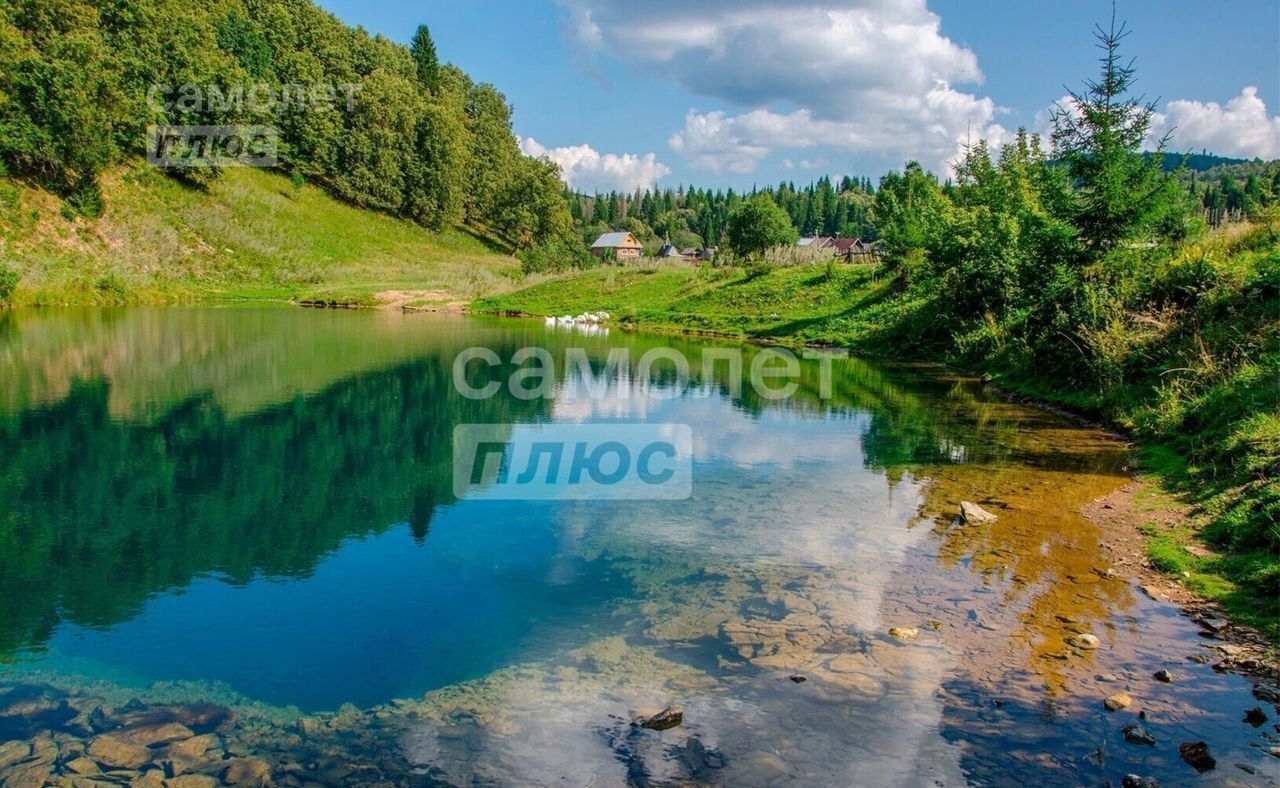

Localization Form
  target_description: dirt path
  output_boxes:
[372,289,465,313]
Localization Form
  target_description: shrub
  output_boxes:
[519,241,591,276]
[0,265,19,306]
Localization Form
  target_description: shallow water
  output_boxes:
[0,307,1275,786]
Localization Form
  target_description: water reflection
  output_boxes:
[0,309,1271,786]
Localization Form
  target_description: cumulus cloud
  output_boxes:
[520,138,671,193]
[1037,87,1280,160]
[1150,87,1280,159]
[558,0,1005,173]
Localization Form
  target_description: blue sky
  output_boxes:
[316,0,1280,193]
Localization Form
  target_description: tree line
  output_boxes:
[0,0,575,249]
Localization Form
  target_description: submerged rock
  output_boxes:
[87,734,151,769]
[1178,741,1216,772]
[1068,633,1100,650]
[1104,692,1132,711]
[222,757,272,786]
[638,705,684,731]
[1121,776,1160,788]
[959,501,998,524]
[1244,706,1269,726]
[1122,724,1156,746]
[0,740,30,769]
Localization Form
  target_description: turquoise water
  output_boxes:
[0,307,1273,785]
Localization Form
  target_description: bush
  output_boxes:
[519,241,591,276]
[0,266,19,306]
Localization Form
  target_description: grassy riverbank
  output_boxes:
[477,222,1280,637]
[0,163,521,307]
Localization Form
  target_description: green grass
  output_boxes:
[480,235,1280,638]
[0,162,522,306]
[478,261,904,346]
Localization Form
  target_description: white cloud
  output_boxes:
[1038,87,1280,161]
[1150,87,1280,159]
[558,0,1004,173]
[520,138,671,193]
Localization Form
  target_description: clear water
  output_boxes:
[0,307,1274,785]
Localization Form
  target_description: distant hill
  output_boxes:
[1145,151,1254,172]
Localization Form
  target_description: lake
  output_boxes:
[0,307,1274,786]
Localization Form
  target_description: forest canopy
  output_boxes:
[0,0,574,249]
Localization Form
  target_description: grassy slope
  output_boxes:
[478,233,1280,636]
[0,162,521,306]
[481,262,903,346]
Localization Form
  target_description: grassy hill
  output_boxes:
[0,163,522,307]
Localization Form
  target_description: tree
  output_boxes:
[1050,8,1183,258]
[725,194,797,258]
[409,24,439,92]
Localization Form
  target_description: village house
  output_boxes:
[797,236,835,251]
[590,232,644,260]
[657,241,682,259]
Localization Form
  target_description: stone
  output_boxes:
[118,722,194,747]
[222,757,272,786]
[0,740,31,769]
[130,770,167,787]
[888,627,919,642]
[165,775,221,788]
[1068,633,1100,650]
[1178,741,1215,772]
[1,763,51,788]
[1244,707,1269,726]
[165,734,219,760]
[1122,724,1156,746]
[960,501,998,524]
[789,675,806,683]
[1198,617,1228,632]
[1104,692,1132,711]
[1153,669,1174,683]
[296,718,323,737]
[1121,776,1159,788]
[87,734,152,769]
[639,705,684,731]
[64,756,103,775]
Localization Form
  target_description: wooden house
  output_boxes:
[591,232,644,260]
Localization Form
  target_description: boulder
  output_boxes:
[1121,724,1156,746]
[0,740,31,769]
[960,502,998,524]
[64,756,102,775]
[1104,692,1132,711]
[222,757,272,786]
[1178,741,1215,772]
[87,734,152,769]
[639,705,684,731]
[165,733,219,759]
[1244,707,1269,726]
[0,763,51,788]
[117,722,193,747]
[165,775,220,788]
